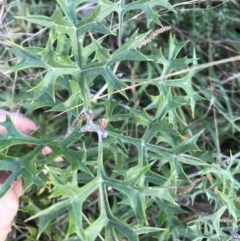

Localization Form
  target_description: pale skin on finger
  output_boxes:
[0,109,63,161]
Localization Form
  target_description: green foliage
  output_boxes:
[1,0,240,240]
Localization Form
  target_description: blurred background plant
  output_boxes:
[0,0,240,240]
[162,0,240,160]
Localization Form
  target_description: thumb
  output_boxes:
[0,174,23,241]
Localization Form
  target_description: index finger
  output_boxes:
[0,110,38,135]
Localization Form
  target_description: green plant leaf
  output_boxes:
[56,0,77,25]
[0,116,43,150]
[82,63,128,98]
[0,147,44,197]
[8,44,45,72]
[107,31,153,65]
[77,5,112,35]
[28,177,99,238]
[174,130,203,154]
[123,0,175,26]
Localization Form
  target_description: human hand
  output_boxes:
[0,172,23,241]
[0,110,37,240]
[0,110,62,240]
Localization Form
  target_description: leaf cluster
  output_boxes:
[1,0,240,240]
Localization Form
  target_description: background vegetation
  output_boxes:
[1,0,240,240]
